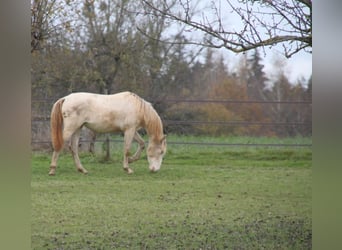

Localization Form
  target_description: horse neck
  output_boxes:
[143,103,163,142]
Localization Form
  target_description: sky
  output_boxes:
[184,0,312,84]
[255,48,312,84]
[222,0,311,84]
[216,46,312,85]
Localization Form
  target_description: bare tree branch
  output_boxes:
[141,0,312,58]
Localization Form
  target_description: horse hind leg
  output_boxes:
[49,150,60,176]
[70,128,88,174]
[49,125,74,175]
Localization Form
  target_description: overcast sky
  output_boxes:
[184,0,312,84]
[215,46,312,84]
[256,48,312,84]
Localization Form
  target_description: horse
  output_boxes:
[48,91,167,175]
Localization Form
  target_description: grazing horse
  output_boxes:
[48,91,167,175]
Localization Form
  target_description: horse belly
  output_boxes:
[84,119,123,133]
[84,111,133,133]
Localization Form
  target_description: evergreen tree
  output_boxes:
[246,49,268,100]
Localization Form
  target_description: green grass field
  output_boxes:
[31,136,312,249]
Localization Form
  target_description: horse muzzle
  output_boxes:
[149,166,159,173]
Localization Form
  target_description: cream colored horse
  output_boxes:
[49,91,166,175]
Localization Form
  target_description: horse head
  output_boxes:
[147,135,167,172]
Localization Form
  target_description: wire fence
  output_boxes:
[162,99,311,104]
[31,98,312,150]
[31,139,312,148]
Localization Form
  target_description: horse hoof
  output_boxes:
[78,169,88,174]
[124,168,134,174]
[49,166,56,176]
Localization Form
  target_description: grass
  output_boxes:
[31,135,312,249]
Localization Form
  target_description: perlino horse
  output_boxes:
[48,91,166,175]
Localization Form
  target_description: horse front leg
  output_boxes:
[70,129,88,174]
[128,132,145,163]
[123,129,135,174]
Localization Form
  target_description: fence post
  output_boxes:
[105,134,110,161]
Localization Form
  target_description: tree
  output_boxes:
[262,56,312,137]
[31,0,78,53]
[246,49,268,100]
[136,0,206,102]
[162,41,193,99]
[303,75,312,135]
[141,0,312,58]
[79,0,135,94]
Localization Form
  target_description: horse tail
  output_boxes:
[50,98,65,152]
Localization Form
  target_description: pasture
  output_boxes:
[31,135,312,249]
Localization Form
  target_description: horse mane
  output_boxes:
[144,103,163,140]
[130,93,163,141]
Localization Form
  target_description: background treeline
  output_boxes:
[31,0,311,143]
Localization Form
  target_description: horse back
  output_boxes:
[62,92,144,133]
